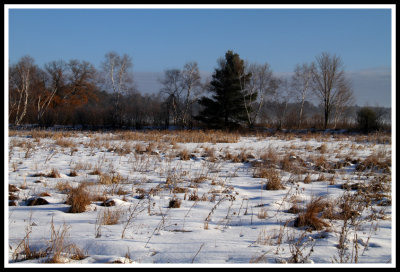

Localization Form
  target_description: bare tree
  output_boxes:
[9,56,36,125]
[238,62,279,128]
[160,62,202,128]
[179,62,202,128]
[291,62,315,128]
[101,52,134,128]
[159,68,182,126]
[312,52,350,129]
[332,77,355,129]
[36,60,66,124]
[272,78,292,130]
[64,59,97,102]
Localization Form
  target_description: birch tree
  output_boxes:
[101,52,133,128]
[36,60,66,124]
[9,56,35,125]
[291,62,315,128]
[332,77,354,129]
[179,62,202,128]
[239,62,279,128]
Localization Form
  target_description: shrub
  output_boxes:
[356,107,381,132]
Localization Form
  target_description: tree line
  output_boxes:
[8,50,390,132]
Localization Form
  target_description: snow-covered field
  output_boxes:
[5,130,395,267]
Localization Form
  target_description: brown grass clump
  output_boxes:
[55,138,76,149]
[9,184,20,193]
[313,155,328,171]
[355,152,391,173]
[257,208,268,219]
[47,168,61,178]
[294,196,330,230]
[99,173,124,185]
[68,170,78,177]
[316,143,328,154]
[280,155,293,171]
[202,146,217,162]
[98,208,122,225]
[259,147,279,164]
[303,174,312,184]
[55,181,73,194]
[287,203,302,214]
[173,186,188,194]
[26,197,49,206]
[168,197,182,208]
[89,168,102,176]
[258,168,285,190]
[66,183,92,213]
[178,149,191,160]
[191,176,208,184]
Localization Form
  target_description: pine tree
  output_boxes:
[196,50,253,129]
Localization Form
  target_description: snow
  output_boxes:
[5,130,395,267]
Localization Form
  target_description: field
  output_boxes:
[6,129,394,267]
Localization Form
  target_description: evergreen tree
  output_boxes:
[196,50,253,129]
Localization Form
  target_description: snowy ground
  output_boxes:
[5,130,395,267]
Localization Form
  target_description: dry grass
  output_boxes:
[99,173,124,185]
[294,196,330,231]
[355,151,391,173]
[54,181,73,194]
[98,208,122,225]
[113,130,240,144]
[303,174,312,184]
[66,183,92,213]
[259,147,279,164]
[257,208,268,219]
[316,143,328,154]
[55,138,76,149]
[68,170,78,177]
[254,167,285,190]
[168,197,182,208]
[178,148,191,160]
[47,168,61,178]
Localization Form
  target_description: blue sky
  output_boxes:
[7,5,394,106]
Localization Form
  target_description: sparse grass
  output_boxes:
[257,208,268,219]
[8,129,392,264]
[98,208,123,225]
[55,181,73,194]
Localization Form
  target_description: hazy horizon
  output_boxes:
[133,66,391,108]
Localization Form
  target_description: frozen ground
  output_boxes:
[5,130,395,267]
